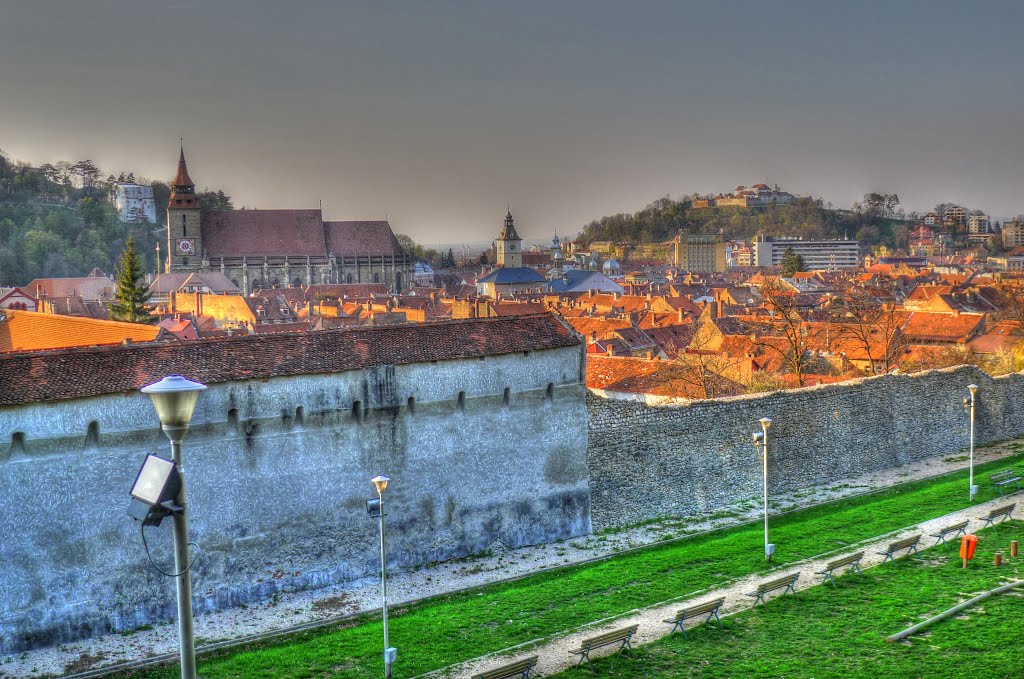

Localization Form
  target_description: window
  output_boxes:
[374,272,380,283]
[352,400,364,422]
[9,431,26,458]
[457,391,466,411]
[295,406,304,425]
[182,214,186,236]
[545,383,554,403]
[407,396,416,414]
[502,387,510,407]
[85,421,99,448]
[346,273,353,283]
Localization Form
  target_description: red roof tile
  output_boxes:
[201,209,327,257]
[324,221,404,256]
[0,313,580,405]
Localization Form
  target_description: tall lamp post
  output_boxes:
[367,475,396,678]
[752,417,775,561]
[964,384,979,502]
[141,375,207,679]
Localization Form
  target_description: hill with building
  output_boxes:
[0,148,232,286]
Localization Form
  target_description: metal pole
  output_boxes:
[763,429,769,561]
[968,384,978,502]
[168,434,197,679]
[379,489,391,679]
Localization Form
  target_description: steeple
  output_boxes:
[499,209,521,242]
[168,142,197,209]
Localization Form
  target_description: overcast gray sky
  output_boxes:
[1,0,1022,245]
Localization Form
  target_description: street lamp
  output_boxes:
[964,384,979,502]
[139,374,206,679]
[367,475,396,678]
[752,417,775,561]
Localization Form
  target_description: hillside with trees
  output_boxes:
[576,193,914,252]
[0,148,231,286]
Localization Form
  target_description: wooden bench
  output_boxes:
[568,624,638,671]
[930,520,969,546]
[978,503,1016,528]
[990,470,1023,496]
[746,572,800,607]
[663,597,725,638]
[877,534,921,563]
[813,551,863,587]
[471,656,539,679]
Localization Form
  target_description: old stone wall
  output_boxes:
[0,346,589,653]
[587,365,1024,530]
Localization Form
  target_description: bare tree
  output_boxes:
[830,288,906,373]
[751,277,815,387]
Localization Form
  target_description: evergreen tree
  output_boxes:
[110,236,155,323]
[780,246,807,276]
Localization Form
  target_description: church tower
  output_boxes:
[495,209,523,268]
[166,145,202,272]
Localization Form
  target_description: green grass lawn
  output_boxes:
[119,451,1024,679]
[555,521,1024,678]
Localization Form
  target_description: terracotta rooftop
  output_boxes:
[325,220,403,256]
[0,309,163,354]
[0,313,580,405]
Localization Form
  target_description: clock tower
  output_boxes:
[495,209,523,268]
[166,144,202,272]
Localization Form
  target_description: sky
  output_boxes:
[2,0,1023,247]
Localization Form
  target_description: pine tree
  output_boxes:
[110,236,155,323]
[780,246,807,276]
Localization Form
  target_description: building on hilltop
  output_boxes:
[114,183,157,223]
[753,234,860,270]
[692,183,794,209]
[673,232,727,273]
[165,146,413,295]
[477,210,546,296]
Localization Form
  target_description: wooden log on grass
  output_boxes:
[886,580,1024,642]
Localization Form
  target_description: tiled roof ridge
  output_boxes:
[2,308,152,332]
[0,313,580,405]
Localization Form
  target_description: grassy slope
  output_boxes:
[555,522,1024,678]
[122,451,1024,679]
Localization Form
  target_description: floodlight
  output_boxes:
[128,453,182,526]
[366,498,382,518]
[752,431,764,446]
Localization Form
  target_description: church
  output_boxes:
[165,148,413,294]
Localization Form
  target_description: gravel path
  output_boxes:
[1,440,1019,678]
[451,490,1021,679]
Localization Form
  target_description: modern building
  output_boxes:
[114,183,157,223]
[166,147,413,294]
[673,232,727,273]
[1002,219,1024,248]
[753,234,860,270]
[968,214,991,245]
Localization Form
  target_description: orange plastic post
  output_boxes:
[1012,540,1019,558]
[995,552,1003,567]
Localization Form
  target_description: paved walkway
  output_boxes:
[448,492,1020,678]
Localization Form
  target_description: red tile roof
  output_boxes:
[201,209,327,257]
[0,313,580,405]
[0,309,163,353]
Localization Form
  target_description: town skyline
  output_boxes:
[2,1,1023,242]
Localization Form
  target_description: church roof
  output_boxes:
[325,221,403,256]
[201,209,327,257]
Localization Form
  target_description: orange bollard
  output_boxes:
[995,552,1003,567]
[1012,540,1019,558]
[960,534,979,569]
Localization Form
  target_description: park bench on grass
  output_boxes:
[877,534,922,563]
[930,520,969,546]
[990,470,1022,496]
[978,503,1015,529]
[663,597,725,638]
[746,572,800,607]
[813,551,864,587]
[568,624,638,671]
[471,655,539,679]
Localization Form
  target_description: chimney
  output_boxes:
[678,307,686,323]
[606,344,615,356]
[170,290,177,314]
[590,331,597,342]
[195,291,202,317]
[717,301,723,319]
[613,291,621,300]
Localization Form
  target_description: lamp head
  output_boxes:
[141,375,207,429]
[752,431,765,446]
[967,384,979,397]
[759,417,773,431]
[372,475,390,495]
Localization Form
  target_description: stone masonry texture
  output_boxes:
[587,365,1024,530]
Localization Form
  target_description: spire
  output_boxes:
[499,208,521,241]
[168,142,198,208]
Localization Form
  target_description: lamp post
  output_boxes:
[368,475,396,679]
[141,375,206,679]
[964,384,979,502]
[752,417,774,561]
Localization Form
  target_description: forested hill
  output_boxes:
[0,149,231,286]
[576,195,912,250]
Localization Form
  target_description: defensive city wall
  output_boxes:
[1,317,1023,652]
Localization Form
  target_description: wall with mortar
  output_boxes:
[0,345,590,653]
[587,365,1024,530]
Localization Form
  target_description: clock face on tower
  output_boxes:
[178,239,194,255]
